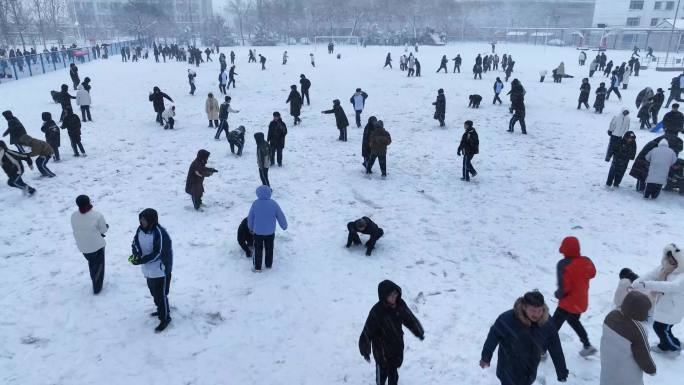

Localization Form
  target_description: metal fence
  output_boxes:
[0,40,140,83]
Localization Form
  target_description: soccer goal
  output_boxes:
[313,36,360,47]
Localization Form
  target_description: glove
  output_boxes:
[607,130,612,136]
[457,150,462,156]
[363,355,371,363]
[128,255,140,265]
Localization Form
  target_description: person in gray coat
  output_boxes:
[600,291,656,385]
[644,140,678,199]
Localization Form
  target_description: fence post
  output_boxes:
[39,53,45,74]
[11,61,18,80]
[27,58,33,76]
[52,55,57,71]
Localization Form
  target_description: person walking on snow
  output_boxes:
[632,244,684,353]
[254,132,271,186]
[359,280,424,385]
[453,54,462,73]
[350,88,369,128]
[2,110,27,153]
[76,84,92,122]
[69,63,80,90]
[367,120,391,177]
[227,126,246,156]
[40,112,60,162]
[286,85,303,126]
[247,185,287,272]
[61,110,86,157]
[346,217,384,256]
[480,291,569,385]
[282,51,288,65]
[553,236,598,357]
[185,149,218,211]
[148,87,173,126]
[578,78,591,109]
[216,96,239,140]
[56,84,76,123]
[218,69,228,94]
[267,112,288,167]
[384,53,392,69]
[606,131,637,188]
[458,120,479,181]
[70,195,108,294]
[437,55,448,73]
[205,93,220,128]
[0,140,35,195]
[228,65,237,89]
[600,291,656,385]
[322,100,350,142]
[643,140,677,199]
[433,89,446,127]
[606,71,622,101]
[188,69,197,95]
[493,78,504,105]
[259,54,266,70]
[651,88,665,125]
[594,82,607,114]
[362,116,378,169]
[129,208,173,333]
[299,74,311,106]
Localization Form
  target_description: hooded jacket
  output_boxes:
[645,141,678,185]
[369,124,392,156]
[358,280,424,368]
[148,88,173,113]
[254,133,270,169]
[76,84,91,106]
[554,237,596,314]
[2,111,27,145]
[19,135,53,157]
[433,92,446,116]
[635,244,684,324]
[609,109,631,138]
[185,149,214,197]
[247,185,287,236]
[611,131,637,169]
[662,109,684,135]
[481,298,568,385]
[267,119,288,149]
[600,291,656,385]
[350,91,368,111]
[458,126,479,155]
[322,101,349,129]
[41,113,60,147]
[131,208,173,278]
[227,126,245,147]
[286,89,303,116]
[61,113,82,137]
[362,117,378,158]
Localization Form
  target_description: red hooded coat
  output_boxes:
[554,237,596,314]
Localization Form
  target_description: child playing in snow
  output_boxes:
[162,106,176,130]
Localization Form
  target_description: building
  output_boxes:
[65,0,213,40]
[593,0,683,28]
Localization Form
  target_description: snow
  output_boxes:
[0,43,682,385]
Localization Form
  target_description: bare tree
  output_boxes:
[0,0,12,46]
[8,0,31,50]
[116,0,166,43]
[31,0,50,48]
[229,0,252,46]
[45,0,63,43]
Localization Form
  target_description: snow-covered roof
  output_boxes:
[657,19,684,30]
[506,31,527,36]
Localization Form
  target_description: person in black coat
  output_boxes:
[437,55,448,73]
[594,82,607,114]
[2,110,27,153]
[607,131,637,188]
[228,65,237,89]
[665,76,682,108]
[57,84,76,122]
[299,74,311,105]
[578,78,591,110]
[362,116,378,169]
[69,63,80,90]
[148,86,174,126]
[458,120,479,181]
[267,112,287,166]
[0,140,35,195]
[61,110,86,156]
[383,53,392,69]
[453,54,462,73]
[480,291,569,385]
[651,88,665,125]
[346,217,384,256]
[359,280,424,385]
[433,89,446,127]
[322,99,349,141]
[40,112,61,161]
[285,85,303,125]
[237,217,253,257]
[662,103,684,136]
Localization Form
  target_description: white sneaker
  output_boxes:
[580,346,598,357]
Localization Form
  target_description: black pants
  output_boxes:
[577,101,589,109]
[270,146,283,166]
[36,155,55,177]
[376,364,399,385]
[238,231,254,257]
[367,154,387,176]
[552,307,591,348]
[462,154,476,180]
[493,93,502,104]
[147,275,170,322]
[69,134,86,155]
[605,135,621,161]
[606,86,621,100]
[651,109,660,125]
[644,183,663,199]
[215,121,229,139]
[228,78,236,88]
[83,247,105,294]
[219,84,226,94]
[407,68,414,76]
[474,72,482,79]
[253,234,275,271]
[259,168,270,186]
[453,64,460,73]
[209,119,219,127]
[229,141,243,155]
[653,321,681,351]
[355,110,362,127]
[80,105,91,121]
[589,70,596,77]
[156,111,164,125]
[190,82,196,95]
[383,62,392,69]
[606,164,627,187]
[347,224,384,254]
[50,144,60,161]
[640,118,652,130]
[437,64,447,73]
[302,89,310,105]
[509,115,526,133]
[338,126,348,141]
[191,194,202,210]
[164,117,174,130]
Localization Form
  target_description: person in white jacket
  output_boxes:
[606,108,631,161]
[632,244,684,353]
[70,195,108,294]
[162,105,176,130]
[644,140,678,199]
[75,84,91,122]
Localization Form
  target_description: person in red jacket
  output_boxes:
[553,236,597,357]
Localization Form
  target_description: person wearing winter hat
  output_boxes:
[129,208,173,333]
[481,291,569,385]
[227,125,246,156]
[70,195,108,294]
[553,236,598,357]
[322,99,349,141]
[632,244,684,353]
[359,280,424,385]
[2,110,27,153]
[600,291,656,385]
[0,140,35,195]
[40,112,61,162]
[247,185,287,272]
[185,149,218,210]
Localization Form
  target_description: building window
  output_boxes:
[626,17,641,26]
[629,0,644,9]
[666,1,675,10]
[651,17,659,26]
[655,1,663,9]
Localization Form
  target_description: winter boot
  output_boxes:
[579,345,597,357]
[154,318,171,333]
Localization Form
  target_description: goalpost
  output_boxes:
[313,36,361,48]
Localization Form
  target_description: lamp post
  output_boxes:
[665,0,683,65]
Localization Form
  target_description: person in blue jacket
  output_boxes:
[247,185,287,272]
[129,208,174,332]
[480,291,569,385]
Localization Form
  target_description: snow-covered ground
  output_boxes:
[0,43,682,385]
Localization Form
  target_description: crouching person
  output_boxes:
[227,125,246,156]
[359,280,424,385]
[0,140,35,195]
[346,217,384,256]
[129,208,173,333]
[600,291,656,385]
[480,291,569,385]
[237,217,254,257]
[19,134,56,177]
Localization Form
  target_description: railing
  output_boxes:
[655,56,684,71]
[0,40,141,83]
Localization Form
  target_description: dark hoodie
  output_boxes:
[2,111,27,145]
[611,131,637,169]
[131,208,173,274]
[57,84,75,109]
[358,280,424,368]
[254,132,270,169]
[148,87,174,113]
[554,236,596,314]
[322,100,349,128]
[185,149,215,197]
[362,116,378,158]
[40,112,60,147]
